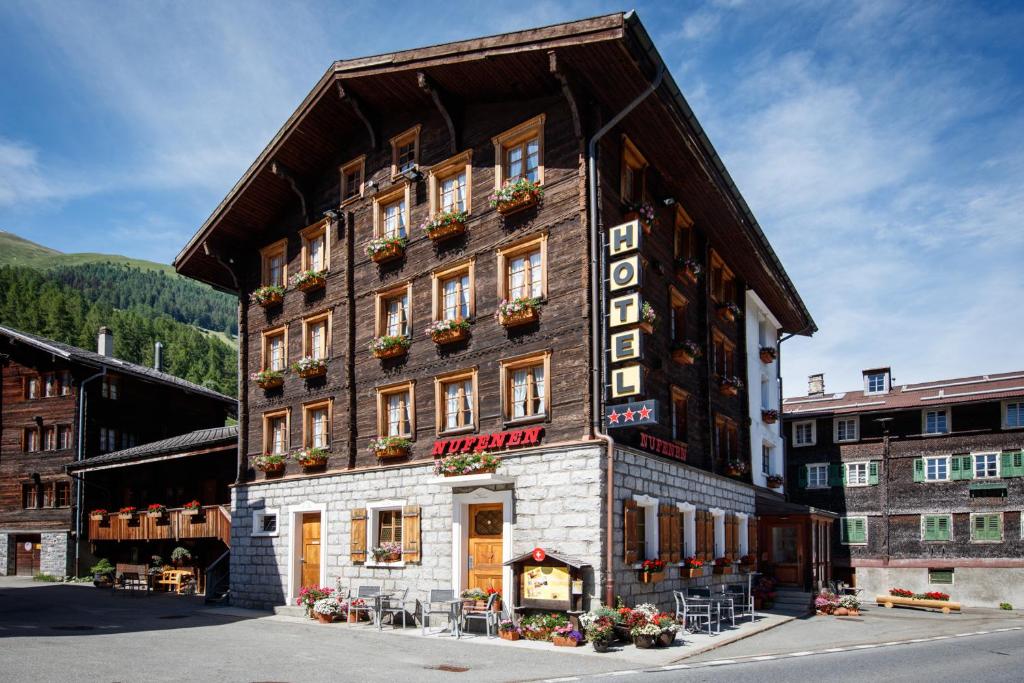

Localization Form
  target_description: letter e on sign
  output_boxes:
[610,329,641,363]
[608,220,640,256]
[609,254,641,293]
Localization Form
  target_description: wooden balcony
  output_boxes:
[88,506,230,547]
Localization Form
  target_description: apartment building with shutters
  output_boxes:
[784,367,1024,607]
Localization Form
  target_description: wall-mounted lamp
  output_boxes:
[322,209,340,222]
[661,197,676,207]
[402,168,424,183]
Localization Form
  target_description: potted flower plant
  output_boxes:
[759,346,777,364]
[766,473,784,489]
[181,500,202,516]
[251,369,284,390]
[653,613,679,647]
[761,408,779,424]
[552,625,583,647]
[426,318,470,345]
[623,201,657,235]
[89,509,107,521]
[422,209,468,241]
[370,334,410,360]
[146,503,166,518]
[250,284,285,308]
[118,506,137,520]
[584,616,616,652]
[718,375,744,397]
[682,556,704,579]
[369,436,411,459]
[716,301,742,323]
[90,558,115,589]
[726,459,748,477]
[290,268,327,293]
[838,594,860,616]
[815,591,839,615]
[365,235,407,263]
[639,302,656,334]
[631,622,661,649]
[490,177,543,215]
[639,558,666,583]
[675,257,702,285]
[171,546,192,568]
[296,585,334,618]
[292,356,328,379]
[487,587,502,612]
[713,556,733,575]
[495,296,541,327]
[312,597,342,624]
[498,619,521,641]
[672,340,701,365]
[461,588,488,612]
[433,451,501,477]
[345,598,367,623]
[295,447,328,470]
[519,612,567,641]
[253,452,288,475]
[370,541,402,564]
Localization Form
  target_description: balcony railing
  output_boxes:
[88,505,230,547]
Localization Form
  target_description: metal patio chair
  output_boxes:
[674,590,714,636]
[348,584,380,625]
[378,587,411,630]
[420,589,458,636]
[461,592,502,638]
[726,584,755,623]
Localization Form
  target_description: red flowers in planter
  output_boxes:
[889,588,914,598]
[640,558,666,574]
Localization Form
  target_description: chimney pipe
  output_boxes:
[97,327,113,358]
[154,341,164,372]
[808,373,824,396]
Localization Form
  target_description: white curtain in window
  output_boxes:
[388,393,408,436]
[384,200,407,238]
[311,408,327,448]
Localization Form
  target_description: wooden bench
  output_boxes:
[876,595,962,614]
[157,570,195,595]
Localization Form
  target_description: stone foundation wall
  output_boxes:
[856,566,1024,609]
[40,532,72,577]
[0,533,13,576]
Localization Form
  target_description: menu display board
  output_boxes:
[522,564,570,602]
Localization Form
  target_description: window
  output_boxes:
[674,205,695,263]
[865,372,888,395]
[677,503,697,559]
[806,463,829,489]
[671,386,688,443]
[58,425,72,450]
[497,234,547,302]
[252,509,279,537]
[500,352,550,422]
[262,410,290,455]
[620,136,647,204]
[762,443,773,475]
[974,452,999,479]
[25,376,39,399]
[120,432,136,449]
[55,481,70,508]
[922,515,952,542]
[709,250,735,304]
[630,495,659,562]
[300,220,329,272]
[376,381,415,438]
[434,369,478,435]
[923,408,950,435]
[390,125,420,177]
[760,376,771,412]
[21,427,37,453]
[713,416,739,463]
[98,427,117,453]
[260,239,287,288]
[60,371,71,396]
[492,114,545,189]
[340,155,365,205]
[925,456,949,481]
[373,184,410,240]
[431,260,475,322]
[793,420,816,447]
[669,288,688,343]
[834,417,859,443]
[22,483,37,509]
[303,400,332,450]
[302,312,331,360]
[1003,401,1023,429]
[428,150,473,216]
[971,513,1002,542]
[710,508,726,558]
[846,462,869,486]
[840,517,868,544]
[262,327,287,372]
[101,376,120,400]
[376,283,412,338]
[44,373,57,398]
[367,502,406,565]
[711,331,736,377]
[928,568,954,584]
[43,426,56,451]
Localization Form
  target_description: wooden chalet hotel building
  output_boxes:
[175,13,816,609]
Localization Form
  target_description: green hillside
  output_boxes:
[0,230,176,275]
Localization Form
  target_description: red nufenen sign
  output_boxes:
[431,427,544,456]
[639,432,687,462]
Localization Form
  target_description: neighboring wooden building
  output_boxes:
[784,368,1024,606]
[175,13,814,609]
[0,325,235,577]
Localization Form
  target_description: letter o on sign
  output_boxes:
[532,547,546,562]
[612,260,634,287]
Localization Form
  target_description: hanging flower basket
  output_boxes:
[761,409,779,424]
[366,236,407,264]
[254,454,288,475]
[759,346,777,364]
[766,474,784,489]
[639,302,656,334]
[672,341,702,365]
[251,285,285,308]
[676,258,702,285]
[624,202,657,235]
[291,269,327,293]
[370,335,410,359]
[296,447,328,470]
[426,319,470,345]
[422,210,468,242]
[716,302,742,323]
[718,376,743,397]
[292,356,328,379]
[251,370,284,390]
[495,297,540,328]
[369,437,411,460]
[491,178,543,215]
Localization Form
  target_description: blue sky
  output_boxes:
[1,1,1022,392]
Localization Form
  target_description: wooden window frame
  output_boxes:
[923,455,951,482]
[100,375,120,400]
[1002,400,1023,430]
[844,461,870,487]
[42,372,58,398]
[709,249,736,304]
[669,286,688,343]
[260,325,288,372]
[23,426,39,453]
[970,512,1002,543]
[711,329,736,377]
[58,425,72,450]
[54,481,71,508]
[921,514,953,542]
[433,367,479,436]
[340,155,366,206]
[427,150,473,217]
[834,416,860,443]
[922,407,951,436]
[301,311,332,360]
[390,125,421,178]
[261,408,291,456]
[674,205,695,262]
[491,114,546,190]
[299,219,330,272]
[302,398,333,450]
[670,385,689,444]
[260,238,288,288]
[430,259,476,322]
[792,419,817,447]
[496,232,548,301]
[806,462,829,489]
[375,380,416,440]
[620,135,648,205]
[839,516,868,545]
[375,282,414,338]
[43,425,57,451]
[25,376,39,400]
[22,483,37,509]
[372,183,412,240]
[499,350,551,425]
[713,415,739,463]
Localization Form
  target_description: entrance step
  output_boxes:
[273,605,307,618]
[768,589,813,615]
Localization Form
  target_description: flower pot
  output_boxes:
[257,292,284,308]
[759,349,776,364]
[491,597,502,612]
[592,640,611,653]
[713,565,733,575]
[146,510,165,519]
[299,459,328,471]
[634,634,657,649]
[375,445,410,459]
[427,220,466,242]
[373,345,408,360]
[118,513,135,520]
[370,242,405,263]
[297,276,326,293]
[500,630,521,641]
[719,384,739,398]
[834,607,849,616]
[498,306,539,328]
[552,636,580,647]
[347,612,359,624]
[640,571,665,584]
[614,625,633,643]
[847,609,860,616]
[315,612,336,624]
[182,508,201,517]
[684,567,703,578]
[672,348,696,365]
[297,365,327,379]
[496,193,539,216]
[639,321,653,335]
[761,411,778,424]
[717,307,736,323]
[431,326,469,345]
[258,462,286,476]
[257,376,284,390]
[624,211,652,235]
[657,631,676,647]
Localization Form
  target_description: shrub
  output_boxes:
[171,547,192,563]
[90,558,114,575]
[1000,602,1013,610]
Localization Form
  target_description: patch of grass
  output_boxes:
[33,572,60,582]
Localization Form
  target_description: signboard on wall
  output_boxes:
[606,399,658,429]
[522,564,571,602]
[430,427,543,456]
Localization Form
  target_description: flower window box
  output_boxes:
[365,236,407,264]
[623,202,657,235]
[676,258,702,285]
[726,460,748,478]
[495,297,540,328]
[672,341,701,365]
[490,178,543,215]
[118,507,137,520]
[638,558,666,583]
[89,510,107,521]
[181,500,202,517]
[369,437,411,460]
[251,285,285,308]
[370,335,410,360]
[716,302,742,323]
[761,409,779,424]
[292,356,328,379]
[433,451,501,477]
[427,319,470,345]
[712,557,733,575]
[251,370,284,390]
[296,447,328,470]
[766,474,784,489]
[254,454,287,475]
[291,269,327,293]
[682,557,705,578]
[639,302,656,334]
[146,504,166,519]
[759,346,777,364]
[422,210,467,242]
[718,376,743,397]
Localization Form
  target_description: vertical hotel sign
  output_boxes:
[605,219,657,428]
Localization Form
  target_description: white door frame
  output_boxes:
[451,488,513,596]
[286,501,328,606]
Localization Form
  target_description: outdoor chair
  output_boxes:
[674,590,713,636]
[461,592,502,638]
[378,587,411,630]
[726,584,755,623]
[348,585,380,625]
[686,587,711,598]
[116,572,149,597]
[420,589,457,636]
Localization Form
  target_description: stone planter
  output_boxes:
[370,242,405,264]
[495,193,539,216]
[499,630,521,641]
[498,306,539,328]
[431,326,469,345]
[297,365,327,379]
[373,345,408,360]
[672,348,697,365]
[657,631,675,647]
[634,634,656,649]
[375,445,410,460]
[297,276,326,293]
[426,220,466,242]
[257,376,284,390]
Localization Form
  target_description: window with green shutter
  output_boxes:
[840,517,867,544]
[1000,450,1024,478]
[868,461,880,485]
[922,514,951,541]
[928,568,954,585]
[950,454,973,480]
[971,513,1002,542]
[913,458,925,482]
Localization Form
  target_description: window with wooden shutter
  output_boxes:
[747,516,758,561]
[913,458,924,482]
[922,515,951,542]
[999,451,1024,478]
[950,454,973,480]
[624,499,640,565]
[971,513,1002,542]
[725,516,737,558]
[669,507,681,562]
[704,512,716,560]
[350,508,367,563]
[695,510,707,561]
[657,505,681,563]
[840,517,867,544]
[868,461,880,485]
[402,506,421,564]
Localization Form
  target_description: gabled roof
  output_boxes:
[783,370,1024,418]
[173,11,814,334]
[0,325,236,407]
[503,549,590,568]
[66,425,237,472]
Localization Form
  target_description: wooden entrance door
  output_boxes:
[14,534,41,576]
[767,523,804,586]
[467,504,503,593]
[300,513,321,589]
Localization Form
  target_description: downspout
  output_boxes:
[588,61,664,607]
[73,368,106,576]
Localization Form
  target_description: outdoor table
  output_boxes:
[706,593,737,633]
[442,599,464,638]
[371,592,393,629]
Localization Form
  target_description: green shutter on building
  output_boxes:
[913,458,925,483]
[869,461,880,485]
[828,463,843,487]
[842,517,867,544]
[972,514,1002,541]
[1000,450,1024,478]
[952,455,972,480]
[797,465,808,488]
[923,515,950,541]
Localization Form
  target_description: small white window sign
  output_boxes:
[252,509,279,537]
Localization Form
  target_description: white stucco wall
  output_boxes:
[745,290,784,492]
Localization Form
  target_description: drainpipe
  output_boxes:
[73,368,106,576]
[588,60,664,607]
